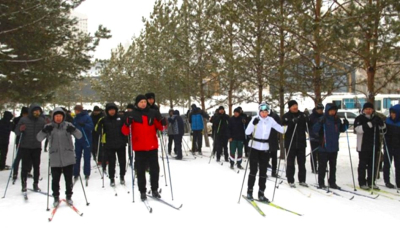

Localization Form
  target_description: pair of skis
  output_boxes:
[142,195,183,213]
[48,199,83,222]
[241,195,303,217]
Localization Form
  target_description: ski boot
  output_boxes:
[299,182,309,188]
[258,191,270,203]
[246,190,254,201]
[66,195,73,206]
[53,197,60,207]
[33,182,41,192]
[110,178,115,187]
[152,190,161,199]
[230,162,234,169]
[237,164,243,170]
[140,192,147,201]
[21,180,27,192]
[120,176,125,185]
[386,182,395,189]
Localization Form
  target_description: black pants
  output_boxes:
[51,165,73,198]
[247,149,270,192]
[286,147,306,183]
[192,130,202,152]
[358,150,379,186]
[0,144,9,169]
[215,136,228,160]
[168,135,175,154]
[106,146,126,179]
[383,147,400,186]
[20,148,41,184]
[174,135,183,158]
[12,144,22,176]
[318,152,338,186]
[310,141,319,172]
[268,150,278,174]
[135,150,159,193]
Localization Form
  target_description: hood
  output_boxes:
[28,103,42,118]
[51,107,66,122]
[3,111,13,121]
[105,103,118,113]
[389,104,400,123]
[173,110,180,116]
[324,103,337,116]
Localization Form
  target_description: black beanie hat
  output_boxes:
[191,104,197,109]
[135,94,147,104]
[316,103,324,110]
[363,102,374,111]
[93,106,101,111]
[126,103,134,110]
[145,92,155,99]
[234,107,241,113]
[21,107,29,115]
[218,106,225,110]
[288,100,298,109]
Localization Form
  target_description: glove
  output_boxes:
[66,125,76,133]
[42,124,53,133]
[19,124,26,132]
[292,117,299,124]
[125,116,133,126]
[78,122,85,127]
[371,117,383,127]
[253,118,260,125]
[343,118,349,127]
[161,117,167,126]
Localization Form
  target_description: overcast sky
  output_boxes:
[74,0,158,60]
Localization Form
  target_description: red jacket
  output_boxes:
[121,114,164,151]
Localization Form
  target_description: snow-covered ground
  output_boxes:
[0,130,399,250]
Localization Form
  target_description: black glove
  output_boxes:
[161,117,167,126]
[125,116,133,126]
[66,125,76,133]
[371,117,383,127]
[78,122,85,127]
[292,117,299,124]
[42,124,53,133]
[343,118,349,127]
[253,118,260,125]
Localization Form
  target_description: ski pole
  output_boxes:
[371,124,377,194]
[272,129,285,202]
[2,133,23,199]
[160,132,175,200]
[128,125,135,202]
[78,174,90,206]
[238,123,258,204]
[306,121,318,185]
[158,131,168,186]
[46,134,51,211]
[345,113,356,191]
[382,134,399,192]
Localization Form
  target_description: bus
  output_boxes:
[323,93,400,115]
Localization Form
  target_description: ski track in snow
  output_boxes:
[0,132,399,250]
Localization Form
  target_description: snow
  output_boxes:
[0,131,399,250]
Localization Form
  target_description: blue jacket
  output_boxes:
[385,104,400,149]
[313,103,347,153]
[189,107,209,131]
[73,111,94,146]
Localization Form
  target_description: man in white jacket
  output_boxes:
[245,103,284,201]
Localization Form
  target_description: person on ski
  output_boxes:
[282,100,311,188]
[212,106,230,162]
[90,105,104,164]
[121,94,165,201]
[167,109,175,155]
[72,105,94,182]
[354,102,385,190]
[382,104,400,189]
[37,108,82,207]
[308,103,324,173]
[11,107,28,181]
[14,104,46,192]
[245,103,284,201]
[188,104,209,155]
[313,103,348,189]
[95,103,127,186]
[168,110,185,160]
[227,107,246,169]
[0,111,13,171]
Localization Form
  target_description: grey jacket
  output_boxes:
[15,104,46,149]
[37,108,82,167]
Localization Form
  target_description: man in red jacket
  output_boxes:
[121,94,165,201]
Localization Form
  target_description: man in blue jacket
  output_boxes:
[383,104,400,188]
[313,103,348,189]
[188,104,209,155]
[73,105,94,181]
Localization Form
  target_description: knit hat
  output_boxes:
[191,104,197,109]
[135,94,147,104]
[145,92,155,100]
[259,102,270,112]
[21,107,28,115]
[233,107,241,114]
[93,106,101,111]
[3,111,13,120]
[53,110,65,118]
[126,103,134,110]
[74,105,83,112]
[288,100,298,109]
[363,102,374,111]
[218,106,225,110]
[316,103,324,110]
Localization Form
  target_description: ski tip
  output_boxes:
[48,218,52,222]
[86,203,90,206]
[115,193,118,196]
[178,204,183,209]
[149,208,153,213]
[350,196,355,200]
[80,213,84,216]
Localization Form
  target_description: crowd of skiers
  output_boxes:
[0,95,399,205]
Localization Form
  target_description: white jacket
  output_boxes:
[246,115,284,151]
